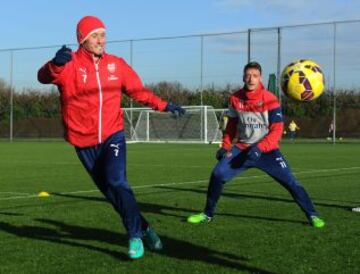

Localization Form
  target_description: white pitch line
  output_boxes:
[0,194,39,201]
[0,166,359,201]
[0,192,33,196]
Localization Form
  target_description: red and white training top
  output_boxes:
[38,47,168,148]
[222,83,284,153]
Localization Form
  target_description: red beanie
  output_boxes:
[76,16,106,44]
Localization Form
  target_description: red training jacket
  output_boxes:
[222,83,284,153]
[38,47,168,148]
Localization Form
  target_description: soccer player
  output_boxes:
[38,15,185,259]
[187,61,325,228]
[327,120,335,140]
[288,120,300,141]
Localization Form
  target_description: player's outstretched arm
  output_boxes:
[38,45,72,84]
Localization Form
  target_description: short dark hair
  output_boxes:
[243,61,262,75]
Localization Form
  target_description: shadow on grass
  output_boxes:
[48,193,279,271]
[0,217,275,273]
[1,192,276,273]
[0,212,23,216]
[159,235,275,273]
[0,219,128,260]
[34,219,274,273]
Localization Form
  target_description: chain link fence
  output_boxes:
[0,20,359,141]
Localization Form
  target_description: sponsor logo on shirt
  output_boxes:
[242,116,267,129]
[244,124,267,129]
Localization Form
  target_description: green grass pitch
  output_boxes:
[0,141,359,273]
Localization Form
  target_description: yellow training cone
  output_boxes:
[38,191,50,198]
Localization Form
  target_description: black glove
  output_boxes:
[246,146,262,162]
[216,148,227,161]
[165,102,186,117]
[53,45,72,66]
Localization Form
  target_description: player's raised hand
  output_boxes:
[53,45,72,66]
[165,102,186,117]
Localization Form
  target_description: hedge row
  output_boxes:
[0,79,359,138]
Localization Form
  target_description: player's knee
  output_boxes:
[284,178,303,190]
[108,178,131,190]
[212,168,228,183]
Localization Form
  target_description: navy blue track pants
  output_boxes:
[205,146,318,220]
[75,130,148,238]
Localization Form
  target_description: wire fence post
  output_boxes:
[200,35,204,106]
[277,27,282,104]
[200,35,204,142]
[130,40,134,140]
[9,50,14,142]
[247,29,251,62]
[332,22,337,144]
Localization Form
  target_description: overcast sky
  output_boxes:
[1,0,359,49]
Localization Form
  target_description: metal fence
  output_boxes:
[0,19,359,141]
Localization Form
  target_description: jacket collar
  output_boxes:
[76,46,105,64]
[241,82,265,100]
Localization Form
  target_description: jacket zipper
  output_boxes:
[95,63,103,144]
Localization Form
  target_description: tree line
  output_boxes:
[0,79,359,138]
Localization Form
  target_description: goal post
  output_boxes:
[123,106,227,144]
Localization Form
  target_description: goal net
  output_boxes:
[123,106,226,143]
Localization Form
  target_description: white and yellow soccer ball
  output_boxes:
[280,59,325,101]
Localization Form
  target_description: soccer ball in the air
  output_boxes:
[280,59,325,101]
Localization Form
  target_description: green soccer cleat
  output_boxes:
[187,213,212,224]
[144,227,163,251]
[310,216,325,228]
[128,238,144,259]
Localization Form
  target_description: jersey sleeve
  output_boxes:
[256,105,284,152]
[120,59,168,111]
[256,92,284,152]
[37,60,67,85]
[38,51,76,86]
[222,117,238,150]
[221,98,238,150]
